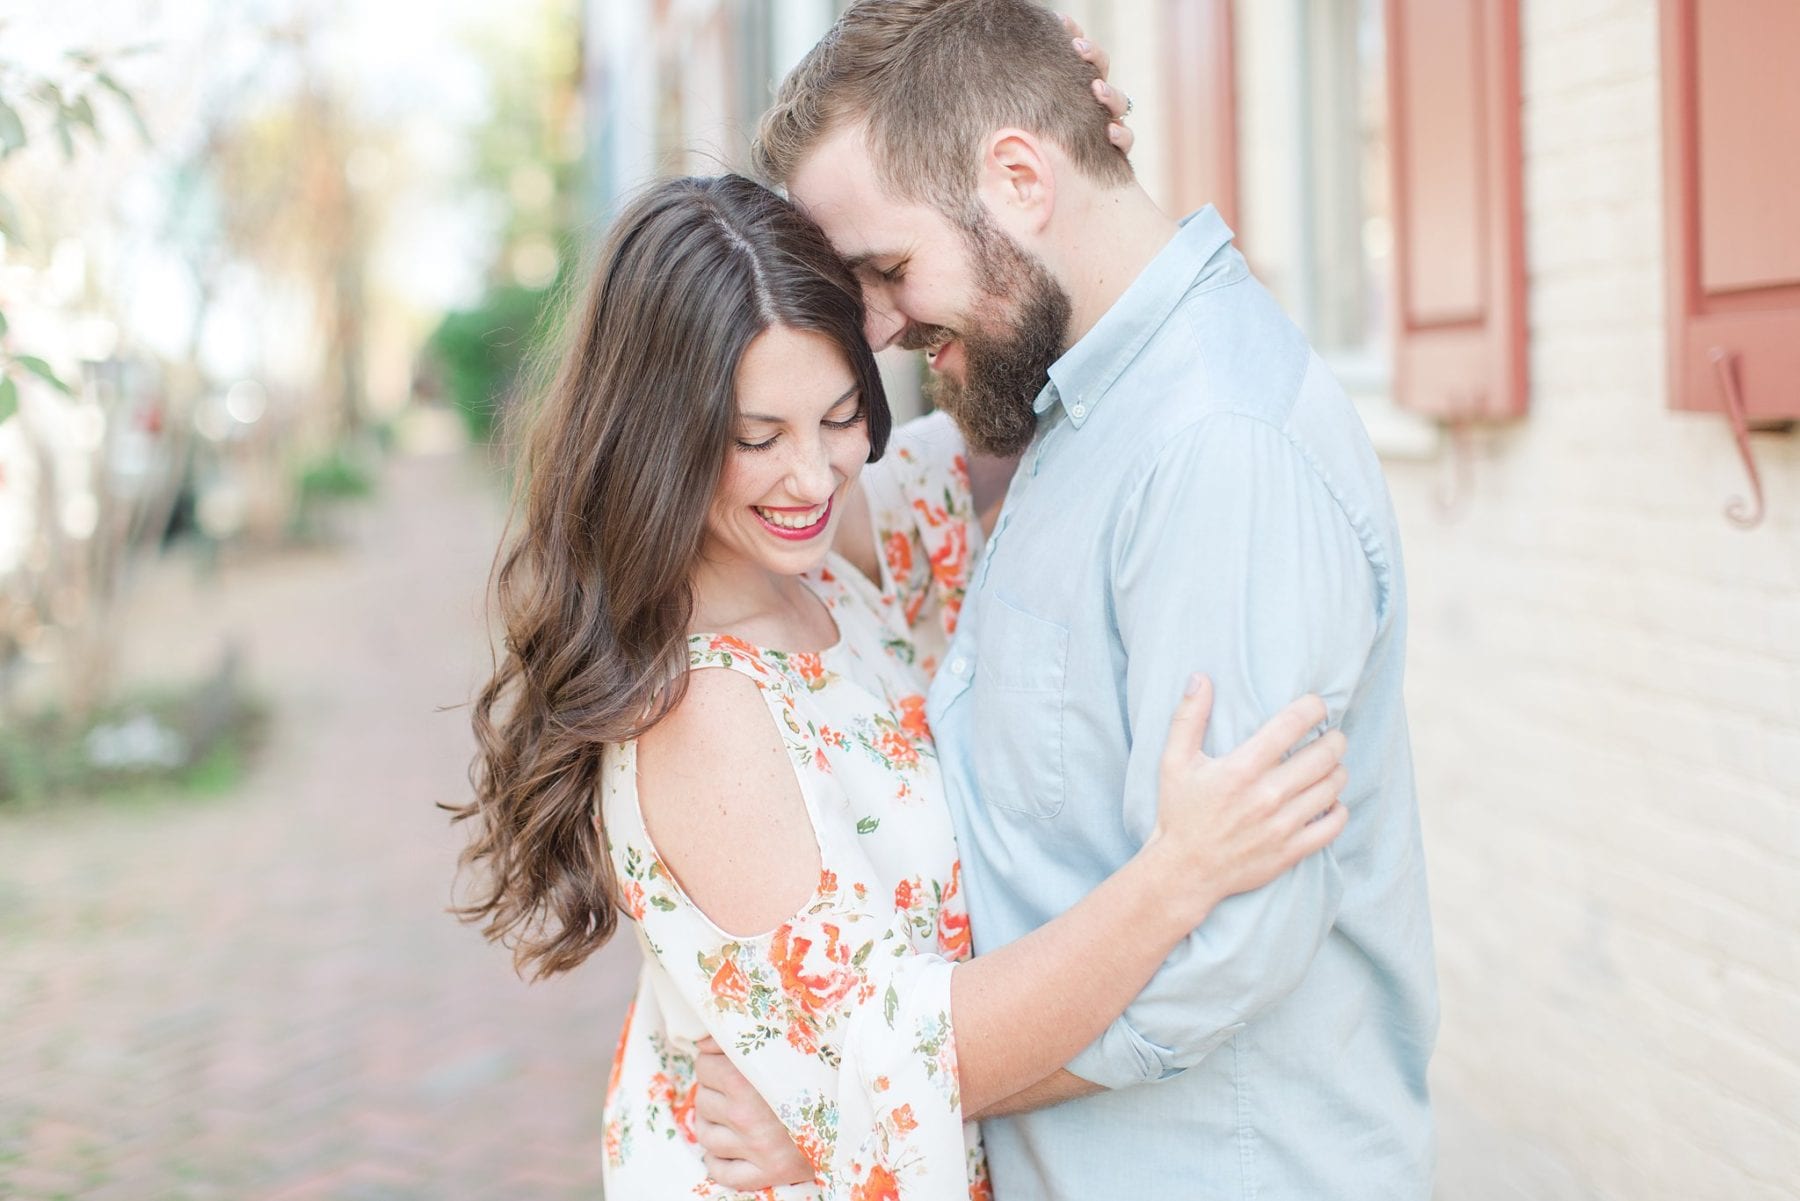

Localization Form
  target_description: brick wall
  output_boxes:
[1375,3,1800,1197]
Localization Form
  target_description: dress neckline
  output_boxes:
[686,562,846,660]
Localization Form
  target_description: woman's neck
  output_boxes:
[688,553,834,650]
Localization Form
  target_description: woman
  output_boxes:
[450,175,1347,1199]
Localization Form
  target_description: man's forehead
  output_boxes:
[788,123,928,257]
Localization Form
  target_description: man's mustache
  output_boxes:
[896,323,957,352]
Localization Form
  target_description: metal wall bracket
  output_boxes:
[1432,419,1471,519]
[1709,348,1766,530]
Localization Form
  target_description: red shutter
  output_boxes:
[1163,0,1239,233]
[1662,0,1800,422]
[1384,0,1525,420]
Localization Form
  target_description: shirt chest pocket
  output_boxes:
[970,594,1069,818]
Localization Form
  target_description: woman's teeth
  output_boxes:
[756,504,827,529]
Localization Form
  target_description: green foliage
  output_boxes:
[424,281,558,442]
[286,445,381,545]
[295,447,377,502]
[423,7,583,445]
[0,674,269,808]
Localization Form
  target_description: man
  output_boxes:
[697,2,1438,1196]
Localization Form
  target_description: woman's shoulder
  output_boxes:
[631,664,824,938]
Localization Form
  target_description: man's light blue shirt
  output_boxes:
[926,207,1438,1200]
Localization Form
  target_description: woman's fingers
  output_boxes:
[1292,796,1349,857]
[1280,766,1348,838]
[1263,728,1347,800]
[695,1111,749,1160]
[1079,38,1113,83]
[1061,15,1131,156]
[694,1081,732,1127]
[1161,673,1215,769]
[1059,14,1113,82]
[1091,76,1126,119]
[1237,694,1329,771]
[704,1152,774,1192]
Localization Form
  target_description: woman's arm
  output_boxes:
[649,672,1344,1185]
[949,676,1342,1113]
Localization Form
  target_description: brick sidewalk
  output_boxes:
[0,448,641,1200]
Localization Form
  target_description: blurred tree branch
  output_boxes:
[0,42,150,414]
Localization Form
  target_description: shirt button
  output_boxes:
[949,657,968,676]
[1071,403,1087,419]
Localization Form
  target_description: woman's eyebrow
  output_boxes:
[738,386,859,424]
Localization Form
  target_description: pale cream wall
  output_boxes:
[1212,2,1800,1199]
[1060,0,1173,213]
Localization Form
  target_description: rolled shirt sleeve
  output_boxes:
[1064,411,1376,1090]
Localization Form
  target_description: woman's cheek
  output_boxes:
[716,452,767,512]
[835,428,872,477]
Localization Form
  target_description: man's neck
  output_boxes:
[1055,185,1181,346]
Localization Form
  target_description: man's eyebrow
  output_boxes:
[738,386,860,424]
[840,250,897,273]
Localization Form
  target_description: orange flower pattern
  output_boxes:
[599,421,990,1200]
[859,411,984,676]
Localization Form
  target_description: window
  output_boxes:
[1384,0,1526,422]
[1233,0,1522,450]
[1661,0,1800,424]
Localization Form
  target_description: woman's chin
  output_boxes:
[758,538,835,577]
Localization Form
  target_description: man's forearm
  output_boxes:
[970,1068,1103,1119]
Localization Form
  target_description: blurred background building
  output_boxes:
[1,1,1795,1199]
[585,2,1798,1199]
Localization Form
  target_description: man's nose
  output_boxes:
[863,299,904,352]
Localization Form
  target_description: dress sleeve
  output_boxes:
[858,410,980,664]
[614,665,974,1200]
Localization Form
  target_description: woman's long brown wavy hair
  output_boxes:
[449,174,890,980]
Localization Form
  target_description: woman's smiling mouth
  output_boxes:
[753,499,832,539]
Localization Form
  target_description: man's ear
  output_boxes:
[977,128,1056,235]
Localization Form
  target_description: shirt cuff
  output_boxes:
[1063,1017,1245,1091]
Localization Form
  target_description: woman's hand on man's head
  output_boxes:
[1061,12,1135,155]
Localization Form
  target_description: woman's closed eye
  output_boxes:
[734,405,865,452]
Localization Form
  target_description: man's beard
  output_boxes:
[904,212,1072,458]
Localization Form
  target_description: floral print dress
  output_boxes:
[599,413,987,1201]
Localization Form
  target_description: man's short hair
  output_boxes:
[752,0,1133,211]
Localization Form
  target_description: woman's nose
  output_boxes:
[786,439,836,501]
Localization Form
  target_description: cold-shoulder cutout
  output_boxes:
[635,664,825,939]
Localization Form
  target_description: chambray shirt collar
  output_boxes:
[1036,204,1236,428]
